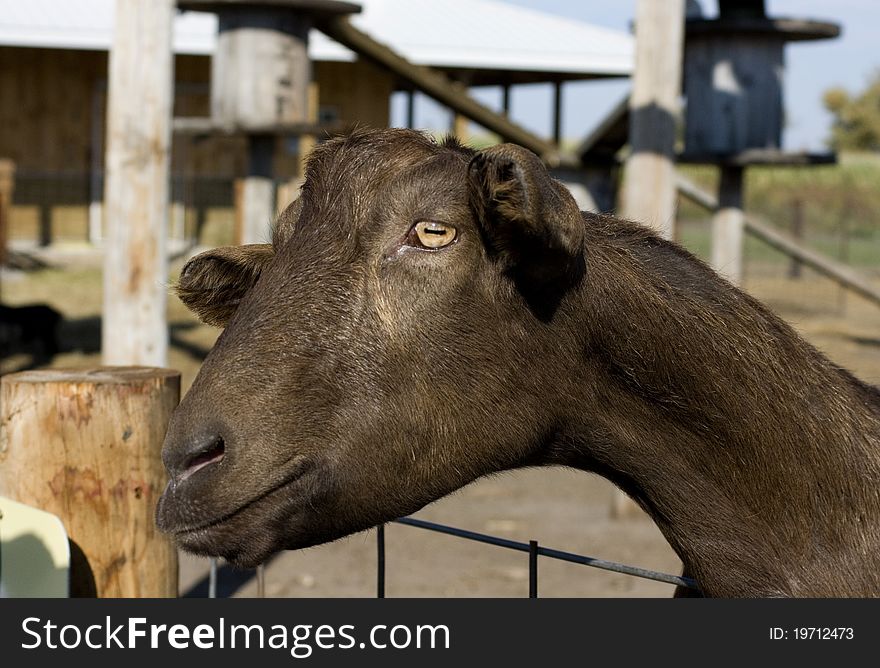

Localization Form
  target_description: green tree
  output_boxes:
[823,71,880,151]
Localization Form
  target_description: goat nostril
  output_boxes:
[180,437,225,482]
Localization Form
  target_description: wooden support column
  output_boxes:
[501,84,511,116]
[278,81,319,211]
[238,134,276,245]
[38,205,51,248]
[450,75,472,140]
[102,0,174,366]
[0,368,181,597]
[171,199,186,243]
[711,165,745,285]
[452,113,469,141]
[615,0,684,517]
[621,0,685,238]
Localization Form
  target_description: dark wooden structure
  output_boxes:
[177,0,360,244]
[680,0,839,284]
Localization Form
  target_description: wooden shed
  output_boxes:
[0,0,633,249]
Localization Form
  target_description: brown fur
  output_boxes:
[157,128,880,597]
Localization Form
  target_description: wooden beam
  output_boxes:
[676,173,880,309]
[172,117,343,136]
[102,0,174,366]
[317,16,568,166]
[621,0,685,239]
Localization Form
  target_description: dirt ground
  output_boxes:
[2,243,879,597]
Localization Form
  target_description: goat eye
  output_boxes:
[410,221,458,249]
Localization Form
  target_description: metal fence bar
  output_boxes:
[208,557,218,599]
[393,517,699,591]
[528,540,538,598]
[376,524,386,599]
[256,564,266,598]
[535,544,694,589]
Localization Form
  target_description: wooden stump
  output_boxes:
[0,367,180,597]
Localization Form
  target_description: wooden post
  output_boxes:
[278,81,319,211]
[239,135,276,245]
[452,113,469,141]
[0,368,180,597]
[621,0,685,238]
[711,165,745,285]
[615,0,684,517]
[171,199,186,244]
[39,202,51,248]
[102,0,174,366]
[449,77,472,141]
[0,159,14,267]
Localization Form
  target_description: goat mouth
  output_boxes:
[160,457,311,538]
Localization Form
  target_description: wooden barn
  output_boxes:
[0,0,632,249]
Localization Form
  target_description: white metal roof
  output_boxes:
[0,0,633,77]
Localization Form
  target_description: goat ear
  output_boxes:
[467,144,585,320]
[176,244,274,327]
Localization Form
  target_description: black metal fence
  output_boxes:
[191,518,700,598]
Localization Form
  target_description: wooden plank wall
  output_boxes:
[0,47,393,244]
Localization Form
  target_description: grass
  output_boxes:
[677,222,880,270]
[677,153,880,240]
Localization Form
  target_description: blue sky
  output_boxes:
[392,0,879,151]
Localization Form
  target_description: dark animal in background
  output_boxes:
[157,128,880,598]
[0,303,61,366]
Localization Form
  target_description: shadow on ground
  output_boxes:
[1,309,209,374]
